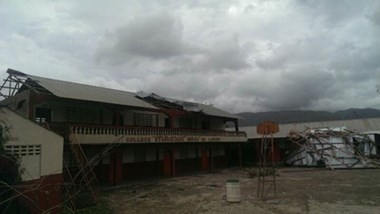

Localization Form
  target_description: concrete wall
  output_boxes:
[1,107,64,181]
[0,90,30,118]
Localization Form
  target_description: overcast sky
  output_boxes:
[1,0,380,113]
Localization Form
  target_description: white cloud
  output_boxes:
[0,0,379,113]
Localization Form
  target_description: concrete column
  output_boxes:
[201,147,209,171]
[155,147,160,177]
[171,149,176,177]
[209,147,214,171]
[234,119,239,132]
[238,144,243,168]
[108,151,123,185]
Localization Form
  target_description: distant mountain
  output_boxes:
[237,108,380,127]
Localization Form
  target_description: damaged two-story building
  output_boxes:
[0,68,247,187]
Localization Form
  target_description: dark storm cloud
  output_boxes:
[297,0,370,25]
[97,13,250,73]
[232,67,335,111]
[255,30,336,71]
[368,3,380,25]
[330,44,380,81]
[97,13,199,63]
[257,69,335,110]
[201,34,250,71]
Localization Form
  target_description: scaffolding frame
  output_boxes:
[63,130,126,211]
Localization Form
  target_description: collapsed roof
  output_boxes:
[287,127,380,169]
[1,68,239,119]
[136,91,240,119]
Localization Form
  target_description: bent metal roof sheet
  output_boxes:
[190,102,239,119]
[136,91,240,119]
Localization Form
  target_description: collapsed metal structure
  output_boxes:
[287,127,380,169]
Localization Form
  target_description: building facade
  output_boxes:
[0,69,247,186]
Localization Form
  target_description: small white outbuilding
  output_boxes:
[0,106,64,181]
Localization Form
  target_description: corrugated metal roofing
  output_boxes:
[16,72,238,119]
[136,91,240,119]
[167,98,239,119]
[27,75,158,109]
[238,118,380,139]
[8,69,239,118]
[195,103,240,119]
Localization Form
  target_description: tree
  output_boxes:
[0,123,27,214]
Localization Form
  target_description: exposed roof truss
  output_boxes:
[0,68,51,98]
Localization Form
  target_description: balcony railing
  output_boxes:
[46,123,247,144]
[70,125,246,137]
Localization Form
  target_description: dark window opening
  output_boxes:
[17,100,26,110]
[134,148,146,162]
[119,113,124,126]
[65,107,100,124]
[179,117,194,129]
[201,121,210,130]
[35,107,51,123]
[165,118,170,128]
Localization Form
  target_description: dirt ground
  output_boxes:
[103,167,380,214]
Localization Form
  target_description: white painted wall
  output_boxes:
[1,107,64,181]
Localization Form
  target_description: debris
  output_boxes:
[247,168,279,178]
[286,127,380,169]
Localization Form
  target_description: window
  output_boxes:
[17,100,26,110]
[179,117,194,128]
[212,146,225,156]
[201,121,210,130]
[179,147,189,159]
[134,148,146,162]
[133,113,154,127]
[65,107,99,123]
[35,107,51,123]
[5,145,41,156]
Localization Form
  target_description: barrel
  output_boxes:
[226,179,241,202]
